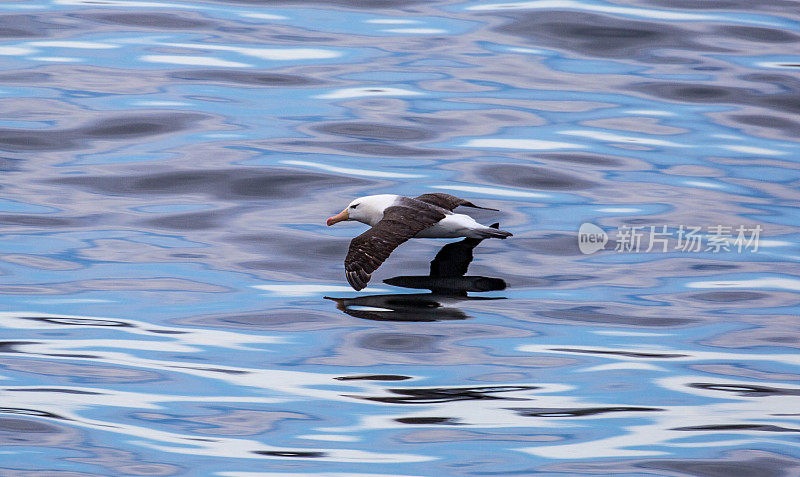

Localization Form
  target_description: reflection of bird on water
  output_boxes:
[324,224,506,322]
[324,293,472,322]
[326,193,512,290]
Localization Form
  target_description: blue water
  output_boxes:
[1,0,800,475]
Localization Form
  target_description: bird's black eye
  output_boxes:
[350,204,359,209]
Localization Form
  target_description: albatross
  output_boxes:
[326,193,512,290]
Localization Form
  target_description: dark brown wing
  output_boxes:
[344,203,445,290]
[415,193,498,211]
[429,223,499,277]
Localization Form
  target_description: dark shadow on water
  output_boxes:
[510,406,662,417]
[353,385,536,404]
[325,224,507,322]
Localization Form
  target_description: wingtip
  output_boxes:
[463,201,499,211]
[346,269,370,291]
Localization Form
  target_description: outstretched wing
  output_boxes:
[344,202,445,290]
[415,193,498,212]
[430,223,499,277]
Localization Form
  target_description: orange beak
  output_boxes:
[326,208,349,226]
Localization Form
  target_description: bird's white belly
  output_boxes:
[413,213,483,238]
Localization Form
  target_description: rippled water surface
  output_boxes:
[2,0,800,475]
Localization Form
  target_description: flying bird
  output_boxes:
[326,193,512,290]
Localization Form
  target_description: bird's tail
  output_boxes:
[475,225,512,239]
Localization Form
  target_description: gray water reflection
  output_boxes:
[0,0,799,474]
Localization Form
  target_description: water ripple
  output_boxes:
[1,0,799,473]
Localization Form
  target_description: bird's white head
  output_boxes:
[326,194,397,227]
